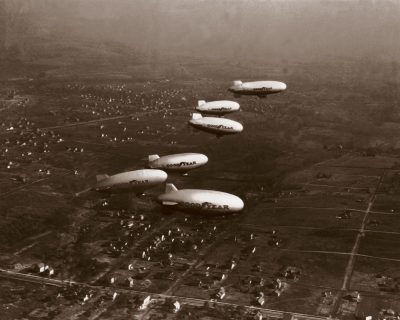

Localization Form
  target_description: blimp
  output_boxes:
[157,183,244,214]
[188,113,243,137]
[228,80,287,97]
[94,169,167,195]
[196,100,240,116]
[147,153,208,175]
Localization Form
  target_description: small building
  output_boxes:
[112,292,118,301]
[37,263,46,273]
[216,287,226,300]
[139,296,151,310]
[254,311,263,320]
[127,277,135,288]
[47,267,55,276]
[256,292,265,306]
[173,301,181,313]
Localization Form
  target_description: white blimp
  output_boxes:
[157,183,244,214]
[195,100,240,116]
[188,113,243,137]
[147,153,208,175]
[229,80,287,97]
[94,169,167,195]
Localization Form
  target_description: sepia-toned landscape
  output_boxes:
[1,1,400,319]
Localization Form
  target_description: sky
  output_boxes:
[2,0,400,63]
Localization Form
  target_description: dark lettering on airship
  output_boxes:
[166,161,197,168]
[211,107,231,111]
[181,201,229,210]
[206,124,233,130]
[253,87,272,92]
[129,179,149,184]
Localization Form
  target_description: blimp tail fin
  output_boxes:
[233,80,242,86]
[192,113,202,120]
[198,100,206,107]
[96,174,109,182]
[148,154,160,162]
[165,183,178,193]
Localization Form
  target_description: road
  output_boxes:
[38,107,188,131]
[242,223,400,237]
[0,177,49,199]
[0,268,332,320]
[331,171,385,315]
[340,172,385,291]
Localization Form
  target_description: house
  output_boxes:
[37,263,46,273]
[139,296,151,310]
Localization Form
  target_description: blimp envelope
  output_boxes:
[229,80,287,95]
[94,169,167,194]
[147,153,208,173]
[196,100,240,115]
[188,113,243,136]
[158,183,244,214]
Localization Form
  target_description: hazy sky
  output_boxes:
[3,0,400,63]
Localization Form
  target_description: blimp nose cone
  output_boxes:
[158,170,168,182]
[232,195,245,211]
[200,154,209,164]
[236,122,244,132]
[150,169,168,183]
[280,82,287,91]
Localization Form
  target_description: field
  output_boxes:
[1,54,400,320]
